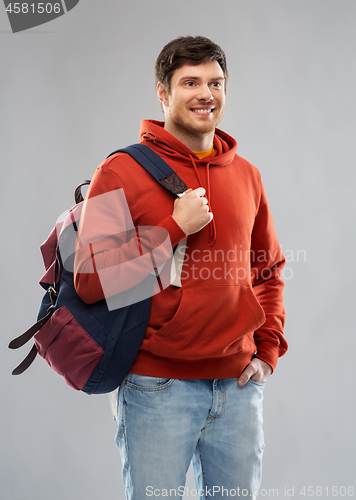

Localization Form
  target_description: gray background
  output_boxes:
[1,1,355,499]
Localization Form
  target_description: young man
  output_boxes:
[75,36,287,499]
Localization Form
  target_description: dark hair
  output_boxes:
[155,36,228,93]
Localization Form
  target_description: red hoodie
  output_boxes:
[74,120,287,379]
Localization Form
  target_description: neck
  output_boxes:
[163,123,214,152]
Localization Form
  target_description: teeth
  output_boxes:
[192,109,212,114]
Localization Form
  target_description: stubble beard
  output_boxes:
[171,105,225,144]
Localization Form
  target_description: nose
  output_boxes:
[197,84,213,102]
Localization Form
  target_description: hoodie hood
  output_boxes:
[139,120,238,167]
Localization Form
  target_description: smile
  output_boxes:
[191,108,214,114]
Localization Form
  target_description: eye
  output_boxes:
[185,81,196,87]
[210,82,222,88]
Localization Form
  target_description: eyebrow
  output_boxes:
[178,76,225,82]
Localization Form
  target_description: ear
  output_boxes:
[156,82,169,107]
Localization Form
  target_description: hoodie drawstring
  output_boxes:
[188,154,217,246]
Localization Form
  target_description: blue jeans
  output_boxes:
[116,375,265,500]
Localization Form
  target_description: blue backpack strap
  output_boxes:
[107,143,188,197]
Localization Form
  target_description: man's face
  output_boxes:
[157,61,226,141]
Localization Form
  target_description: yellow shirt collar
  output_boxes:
[193,144,215,159]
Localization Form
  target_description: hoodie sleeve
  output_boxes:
[250,177,288,371]
[74,164,186,304]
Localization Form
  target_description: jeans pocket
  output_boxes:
[248,378,266,387]
[125,372,174,392]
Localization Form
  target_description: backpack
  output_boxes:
[9,144,187,395]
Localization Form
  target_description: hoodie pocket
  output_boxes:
[148,284,266,360]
